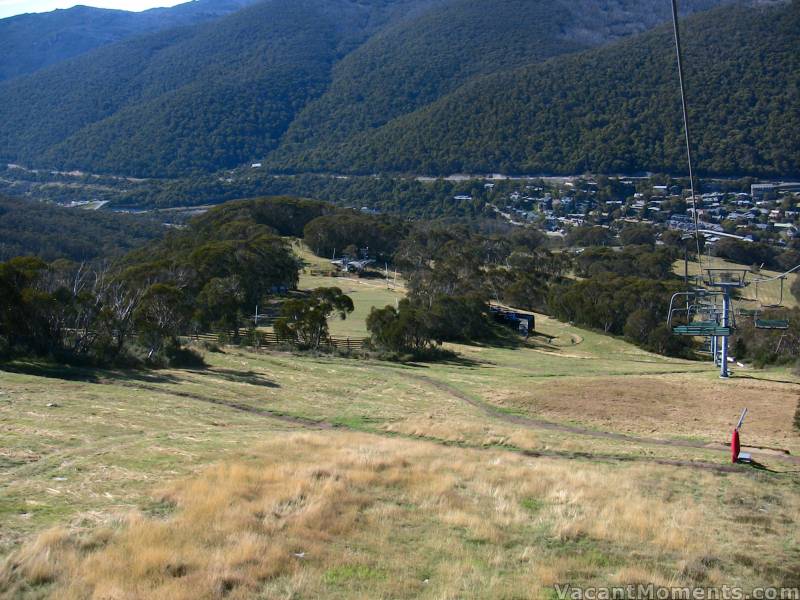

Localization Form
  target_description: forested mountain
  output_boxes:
[284,0,800,177]
[0,0,441,177]
[0,0,257,82]
[0,0,795,180]
[269,0,726,167]
[0,195,164,261]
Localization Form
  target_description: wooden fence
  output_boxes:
[190,330,368,351]
[64,328,369,353]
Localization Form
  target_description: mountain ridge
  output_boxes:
[0,0,259,82]
[268,0,799,177]
[1,0,796,180]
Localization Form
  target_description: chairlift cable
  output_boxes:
[669,3,800,289]
[749,262,800,285]
[670,0,704,274]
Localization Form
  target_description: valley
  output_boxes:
[0,0,797,180]
[1,0,799,597]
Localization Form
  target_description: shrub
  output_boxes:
[367,295,492,357]
[274,288,354,350]
[200,340,223,353]
[166,345,206,369]
[367,300,431,354]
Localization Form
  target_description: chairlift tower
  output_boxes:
[669,268,793,378]
[666,0,796,378]
[703,269,748,378]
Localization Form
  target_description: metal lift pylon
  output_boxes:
[703,269,748,378]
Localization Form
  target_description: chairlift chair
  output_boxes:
[696,304,729,329]
[667,290,721,328]
[704,268,749,289]
[695,300,723,319]
[672,322,732,336]
[739,307,789,330]
[669,296,732,336]
[752,275,787,309]
[755,318,790,331]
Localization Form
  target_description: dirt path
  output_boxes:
[402,373,800,467]
[112,378,758,474]
[113,380,334,430]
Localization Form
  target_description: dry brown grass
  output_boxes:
[383,416,541,450]
[3,432,797,599]
[484,372,800,452]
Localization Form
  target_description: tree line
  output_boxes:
[0,197,318,365]
[273,2,799,178]
[361,222,696,358]
[3,195,798,367]
[0,195,164,263]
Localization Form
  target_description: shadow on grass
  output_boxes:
[403,353,484,369]
[735,374,800,386]
[746,459,777,473]
[0,360,103,383]
[0,360,282,392]
[0,360,178,385]
[193,368,280,388]
[463,325,525,350]
[101,369,183,385]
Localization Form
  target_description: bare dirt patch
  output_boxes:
[485,373,800,454]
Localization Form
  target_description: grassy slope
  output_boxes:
[1,270,799,595]
[6,431,800,598]
[674,256,799,310]
[298,274,403,337]
[294,240,405,337]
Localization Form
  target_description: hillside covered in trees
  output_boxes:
[267,0,724,168]
[275,1,800,177]
[2,0,790,180]
[0,0,442,177]
[0,195,164,262]
[0,0,260,82]
[0,197,317,365]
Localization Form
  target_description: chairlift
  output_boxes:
[672,322,731,337]
[754,318,790,331]
[695,303,728,328]
[667,0,786,378]
[695,300,723,319]
[752,275,787,309]
[667,290,720,328]
[667,290,733,337]
[737,307,789,330]
[703,268,749,289]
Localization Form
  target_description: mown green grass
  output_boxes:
[293,240,404,337]
[297,273,402,338]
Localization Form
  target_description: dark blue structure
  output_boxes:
[490,306,535,335]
